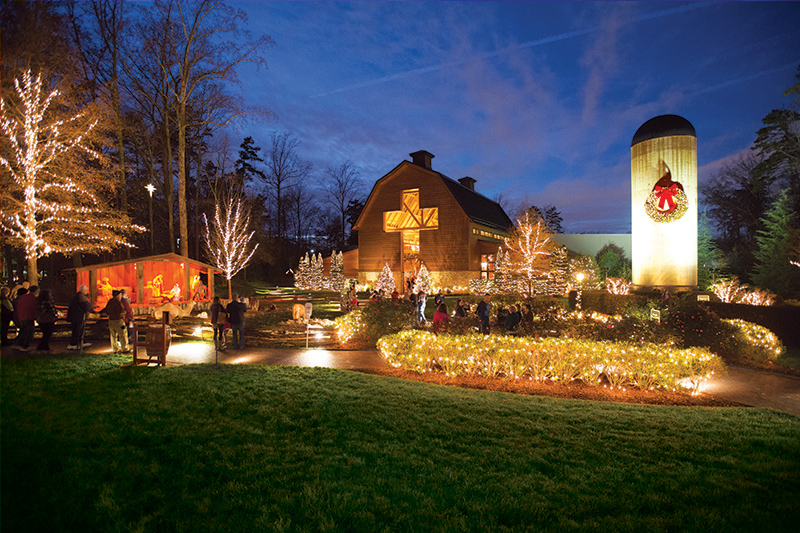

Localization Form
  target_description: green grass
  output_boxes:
[778,346,800,372]
[3,355,799,532]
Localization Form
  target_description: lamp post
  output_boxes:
[575,272,585,311]
[145,183,156,254]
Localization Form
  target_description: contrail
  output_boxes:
[692,62,798,96]
[311,2,712,98]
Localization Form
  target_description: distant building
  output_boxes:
[352,151,513,291]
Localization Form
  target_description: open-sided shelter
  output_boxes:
[352,151,514,290]
[72,253,221,310]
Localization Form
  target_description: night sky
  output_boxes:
[231,1,800,233]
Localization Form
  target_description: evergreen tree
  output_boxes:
[414,263,432,293]
[294,253,310,289]
[548,245,570,295]
[375,262,396,293]
[329,251,345,293]
[751,190,800,298]
[697,212,723,289]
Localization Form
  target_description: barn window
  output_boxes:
[480,254,495,279]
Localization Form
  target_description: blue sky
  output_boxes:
[230,1,800,233]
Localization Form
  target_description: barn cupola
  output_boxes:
[458,176,476,190]
[409,150,434,170]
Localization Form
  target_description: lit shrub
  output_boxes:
[723,319,784,363]
[378,330,725,394]
[335,299,416,347]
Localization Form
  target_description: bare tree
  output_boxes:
[167,0,273,257]
[505,208,554,297]
[322,160,362,250]
[261,132,312,244]
[203,191,258,299]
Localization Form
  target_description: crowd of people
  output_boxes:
[1,282,136,353]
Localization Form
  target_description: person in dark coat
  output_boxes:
[476,293,492,334]
[15,286,38,350]
[1,287,14,347]
[67,285,93,349]
[210,297,227,349]
[226,294,247,350]
[100,290,128,353]
[454,299,467,318]
[36,289,59,351]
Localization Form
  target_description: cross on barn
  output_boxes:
[352,150,514,291]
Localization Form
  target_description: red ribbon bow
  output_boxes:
[653,182,681,212]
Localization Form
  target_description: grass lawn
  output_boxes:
[2,355,798,532]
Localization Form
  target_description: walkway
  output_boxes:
[3,340,799,417]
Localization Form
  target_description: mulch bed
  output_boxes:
[358,367,743,408]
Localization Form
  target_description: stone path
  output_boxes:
[4,340,799,417]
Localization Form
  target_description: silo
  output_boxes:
[631,115,697,291]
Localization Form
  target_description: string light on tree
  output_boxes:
[0,69,143,284]
[202,194,258,299]
[376,262,396,293]
[414,262,432,293]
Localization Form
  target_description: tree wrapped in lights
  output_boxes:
[606,277,632,295]
[306,253,324,290]
[505,208,553,297]
[203,193,259,299]
[0,70,142,284]
[294,253,311,290]
[494,247,516,294]
[547,244,570,295]
[376,262,396,293]
[414,263,432,293]
[568,254,602,291]
[329,251,345,293]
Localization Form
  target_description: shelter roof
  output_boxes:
[67,253,222,274]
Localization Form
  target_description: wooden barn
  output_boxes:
[71,253,221,311]
[352,151,514,291]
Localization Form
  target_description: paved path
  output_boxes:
[4,340,799,417]
[702,365,800,417]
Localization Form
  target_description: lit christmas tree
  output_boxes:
[376,262,396,293]
[329,251,345,293]
[309,253,324,290]
[0,69,142,284]
[414,262,432,293]
[495,247,515,294]
[547,245,570,295]
[294,253,310,290]
[202,195,259,299]
[568,254,602,292]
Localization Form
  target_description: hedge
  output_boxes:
[377,330,725,394]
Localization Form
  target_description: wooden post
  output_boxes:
[136,262,144,305]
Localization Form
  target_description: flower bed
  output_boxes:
[377,330,725,395]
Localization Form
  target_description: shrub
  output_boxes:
[662,298,737,356]
[724,319,785,363]
[378,330,725,394]
[335,299,416,347]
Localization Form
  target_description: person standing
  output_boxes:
[100,290,128,353]
[417,290,427,324]
[476,293,492,334]
[226,294,247,350]
[210,297,227,349]
[15,286,38,351]
[505,305,521,332]
[36,289,59,351]
[67,285,93,350]
[119,289,134,342]
[1,287,14,347]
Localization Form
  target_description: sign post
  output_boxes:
[305,303,313,348]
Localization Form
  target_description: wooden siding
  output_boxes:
[358,162,474,274]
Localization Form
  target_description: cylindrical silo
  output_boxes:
[631,115,697,291]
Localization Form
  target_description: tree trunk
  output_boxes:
[194,144,202,260]
[163,94,175,254]
[178,104,189,257]
[227,278,232,300]
[27,255,38,286]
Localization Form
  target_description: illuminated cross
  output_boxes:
[383,189,438,232]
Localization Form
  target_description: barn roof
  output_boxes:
[354,159,513,232]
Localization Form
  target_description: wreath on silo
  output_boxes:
[644,165,688,223]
